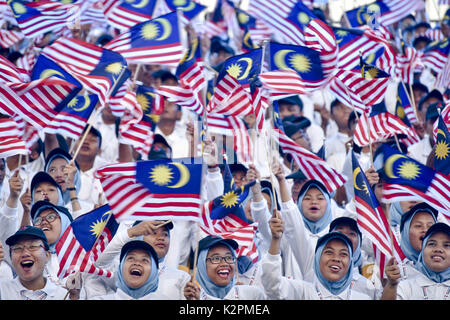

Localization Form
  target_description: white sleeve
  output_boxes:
[203,168,223,201]
[280,199,315,282]
[0,204,20,267]
[95,224,132,269]
[250,200,272,252]
[261,252,305,300]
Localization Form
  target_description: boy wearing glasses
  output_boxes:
[0,226,77,300]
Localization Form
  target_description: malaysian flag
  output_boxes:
[0,54,30,84]
[176,36,205,92]
[208,48,262,117]
[380,144,450,221]
[329,56,390,112]
[200,178,259,263]
[43,94,99,141]
[345,0,424,27]
[274,127,346,193]
[396,42,423,85]
[56,204,118,279]
[434,113,450,175]
[259,42,325,95]
[0,28,23,48]
[94,158,204,222]
[395,82,418,126]
[352,151,405,278]
[101,0,156,31]
[422,38,450,74]
[103,11,184,67]
[8,0,80,38]
[353,102,419,147]
[41,37,131,106]
[119,88,160,158]
[157,84,204,116]
[164,0,206,22]
[0,117,28,158]
[235,6,271,44]
[204,0,227,39]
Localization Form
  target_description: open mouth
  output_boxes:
[20,260,35,271]
[431,255,444,262]
[129,268,142,277]
[217,268,230,279]
[329,265,341,273]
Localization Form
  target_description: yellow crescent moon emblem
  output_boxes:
[384,154,408,179]
[353,167,363,191]
[274,49,294,70]
[236,57,253,80]
[11,2,27,17]
[154,18,172,41]
[440,39,449,49]
[131,0,149,9]
[356,6,366,25]
[365,53,376,65]
[180,0,196,11]
[437,129,447,138]
[101,210,112,219]
[72,95,92,112]
[40,69,65,79]
[167,162,190,188]
[186,38,198,61]
[243,32,253,48]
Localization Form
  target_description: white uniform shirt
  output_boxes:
[0,276,69,300]
[199,284,265,300]
[154,124,189,160]
[408,135,433,165]
[94,117,119,163]
[396,272,450,300]
[77,156,109,208]
[261,253,370,300]
[91,287,172,300]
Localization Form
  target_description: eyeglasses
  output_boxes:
[34,213,59,226]
[10,241,45,254]
[206,255,236,264]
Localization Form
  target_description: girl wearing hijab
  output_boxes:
[44,148,89,218]
[262,211,371,300]
[398,202,438,279]
[382,223,450,300]
[92,240,169,300]
[183,235,265,300]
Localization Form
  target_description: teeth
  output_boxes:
[130,269,142,276]
[21,261,34,268]
[330,266,340,271]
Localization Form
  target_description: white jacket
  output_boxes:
[199,284,266,300]
[396,272,450,300]
[91,287,171,300]
[261,252,370,300]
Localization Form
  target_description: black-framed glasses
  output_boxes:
[10,241,45,254]
[206,255,236,264]
[34,213,59,226]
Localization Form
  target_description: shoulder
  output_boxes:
[235,285,265,299]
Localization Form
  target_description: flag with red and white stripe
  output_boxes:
[0,117,28,158]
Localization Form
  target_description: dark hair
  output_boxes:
[330,99,344,112]
[413,36,431,48]
[82,125,102,149]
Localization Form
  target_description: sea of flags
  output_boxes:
[0,0,448,282]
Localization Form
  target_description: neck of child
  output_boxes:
[158,120,176,136]
[20,276,47,291]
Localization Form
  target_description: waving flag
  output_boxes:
[208,48,262,117]
[434,114,450,175]
[352,151,405,278]
[94,158,203,222]
[395,82,418,126]
[0,117,28,158]
[157,84,204,116]
[101,0,157,31]
[9,0,80,38]
[41,37,131,106]
[259,42,325,95]
[164,0,206,21]
[103,11,184,67]
[380,144,450,220]
[353,102,419,147]
[0,28,23,48]
[396,42,423,85]
[345,0,424,27]
[56,204,118,279]
[274,127,346,193]
[422,38,450,75]
[43,94,99,140]
[176,36,206,97]
[204,0,227,38]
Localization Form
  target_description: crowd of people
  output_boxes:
[0,0,449,301]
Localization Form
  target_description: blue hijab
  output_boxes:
[44,153,81,205]
[196,243,236,299]
[400,210,437,263]
[297,181,332,234]
[314,233,354,296]
[116,248,159,299]
[389,202,404,227]
[32,205,72,253]
[416,227,450,283]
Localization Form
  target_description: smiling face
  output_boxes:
[423,232,450,273]
[206,245,235,287]
[301,187,327,222]
[122,249,152,289]
[143,227,169,259]
[10,237,50,288]
[35,209,61,245]
[319,239,351,282]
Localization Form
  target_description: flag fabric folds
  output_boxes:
[101,0,157,31]
[434,113,450,175]
[55,204,118,279]
[94,158,203,222]
[103,11,184,67]
[0,117,28,158]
